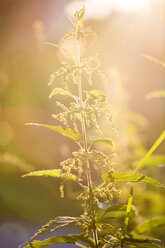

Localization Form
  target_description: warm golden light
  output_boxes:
[67,0,151,19]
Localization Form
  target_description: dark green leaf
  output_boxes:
[102,172,165,188]
[24,236,76,248]
[135,217,165,234]
[26,123,82,142]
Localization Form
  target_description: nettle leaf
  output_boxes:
[90,137,114,148]
[86,90,107,102]
[135,216,165,234]
[71,234,95,247]
[19,216,81,248]
[24,236,76,248]
[123,233,160,243]
[97,204,137,225]
[45,42,77,61]
[102,172,165,188]
[146,90,165,100]
[22,169,77,181]
[49,88,78,100]
[26,123,82,142]
[103,204,136,216]
[121,233,161,247]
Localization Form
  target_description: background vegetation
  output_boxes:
[0,0,165,247]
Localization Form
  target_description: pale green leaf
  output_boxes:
[122,186,133,236]
[22,169,61,178]
[146,90,165,100]
[142,54,165,68]
[22,169,77,181]
[135,130,165,172]
[135,217,165,234]
[49,88,78,100]
[24,236,76,248]
[45,42,76,61]
[90,137,114,148]
[26,123,82,142]
[86,90,107,102]
[102,172,165,188]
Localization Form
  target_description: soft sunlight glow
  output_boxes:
[66,0,151,19]
[113,0,151,12]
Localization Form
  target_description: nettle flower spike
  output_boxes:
[20,6,165,248]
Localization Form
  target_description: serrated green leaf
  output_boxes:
[24,236,76,248]
[49,88,78,100]
[135,217,165,234]
[22,169,77,181]
[123,233,160,243]
[86,90,107,102]
[102,172,165,188]
[90,137,114,148]
[26,123,82,142]
[146,90,165,100]
[19,216,81,248]
[134,130,165,172]
[123,187,133,236]
[45,42,76,61]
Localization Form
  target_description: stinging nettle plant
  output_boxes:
[19,7,165,248]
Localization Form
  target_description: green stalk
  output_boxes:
[76,39,99,248]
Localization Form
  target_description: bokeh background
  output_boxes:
[0,0,165,247]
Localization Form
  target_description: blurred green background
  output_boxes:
[0,0,165,247]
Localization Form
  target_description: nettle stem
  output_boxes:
[76,39,99,248]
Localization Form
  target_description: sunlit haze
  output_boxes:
[66,0,151,19]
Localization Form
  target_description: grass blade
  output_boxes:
[134,130,165,172]
[122,186,133,236]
